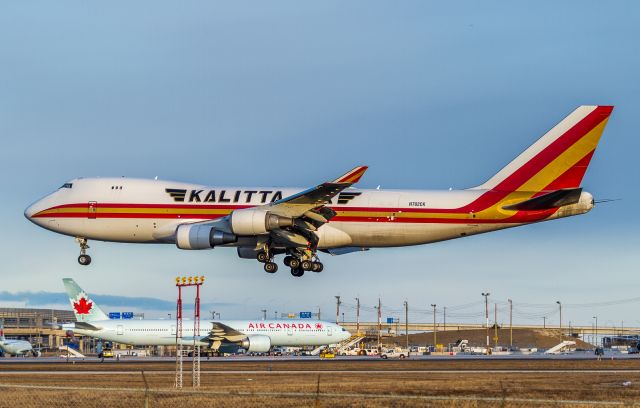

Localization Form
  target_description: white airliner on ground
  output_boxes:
[0,325,38,357]
[62,279,350,352]
[26,106,613,277]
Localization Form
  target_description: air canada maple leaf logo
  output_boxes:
[73,296,93,315]
[315,323,323,329]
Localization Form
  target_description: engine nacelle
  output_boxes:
[240,335,271,353]
[230,209,293,235]
[175,224,237,250]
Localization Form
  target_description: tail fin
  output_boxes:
[0,322,4,341]
[62,278,109,322]
[474,106,613,192]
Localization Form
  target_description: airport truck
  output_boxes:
[380,348,410,359]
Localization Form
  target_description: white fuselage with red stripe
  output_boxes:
[25,177,594,249]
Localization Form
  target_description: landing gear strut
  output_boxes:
[76,237,91,266]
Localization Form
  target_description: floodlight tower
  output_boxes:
[175,275,205,389]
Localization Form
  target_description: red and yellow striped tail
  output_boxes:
[475,105,613,193]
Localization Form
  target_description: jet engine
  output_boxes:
[230,209,293,235]
[175,224,237,250]
[240,335,271,353]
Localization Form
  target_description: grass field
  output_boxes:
[2,359,640,407]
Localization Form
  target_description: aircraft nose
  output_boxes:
[24,203,36,219]
[24,200,45,222]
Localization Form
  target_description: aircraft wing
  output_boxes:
[206,322,247,350]
[266,165,368,218]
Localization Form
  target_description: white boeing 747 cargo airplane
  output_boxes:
[26,106,613,277]
[62,279,350,351]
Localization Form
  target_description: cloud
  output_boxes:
[0,291,235,312]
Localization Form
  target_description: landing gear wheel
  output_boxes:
[283,256,293,267]
[78,254,92,266]
[264,262,278,273]
[75,237,91,266]
[301,260,313,271]
[256,251,269,263]
[290,267,304,277]
[311,262,324,272]
[289,258,300,269]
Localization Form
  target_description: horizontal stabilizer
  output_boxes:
[74,322,101,331]
[502,188,582,211]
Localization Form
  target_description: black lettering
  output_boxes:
[218,190,231,203]
[244,190,257,203]
[271,191,283,202]
[189,190,203,202]
[233,191,241,203]
[259,190,272,203]
[203,190,216,202]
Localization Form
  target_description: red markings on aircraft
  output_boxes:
[73,297,93,314]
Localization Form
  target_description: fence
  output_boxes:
[0,382,637,408]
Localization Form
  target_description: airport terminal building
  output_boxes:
[0,307,79,352]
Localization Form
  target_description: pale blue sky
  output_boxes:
[1,1,639,327]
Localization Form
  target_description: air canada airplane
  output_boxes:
[62,279,350,351]
[26,106,613,277]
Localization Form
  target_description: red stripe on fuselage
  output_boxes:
[35,203,555,224]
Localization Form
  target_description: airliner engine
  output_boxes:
[175,224,237,250]
[230,209,293,235]
[240,335,271,352]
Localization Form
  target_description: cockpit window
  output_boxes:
[59,183,73,189]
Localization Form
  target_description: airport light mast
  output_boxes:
[355,298,360,335]
[481,292,490,352]
[404,300,408,351]
[335,296,341,325]
[431,304,437,349]
[556,301,562,341]
[374,299,382,351]
[508,299,513,348]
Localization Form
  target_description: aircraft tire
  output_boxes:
[301,260,312,271]
[78,255,91,266]
[289,258,300,269]
[291,267,304,277]
[311,262,324,272]
[264,262,278,273]
[256,251,269,263]
[283,256,293,266]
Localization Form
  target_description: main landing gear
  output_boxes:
[76,237,91,266]
[256,250,278,274]
[283,254,323,277]
[256,249,324,277]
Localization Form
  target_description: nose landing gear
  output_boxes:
[76,237,91,266]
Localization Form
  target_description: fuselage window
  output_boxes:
[59,183,73,189]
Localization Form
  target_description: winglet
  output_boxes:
[332,166,368,184]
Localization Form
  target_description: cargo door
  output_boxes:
[88,201,97,219]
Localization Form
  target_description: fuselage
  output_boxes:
[25,177,594,249]
[63,319,349,347]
